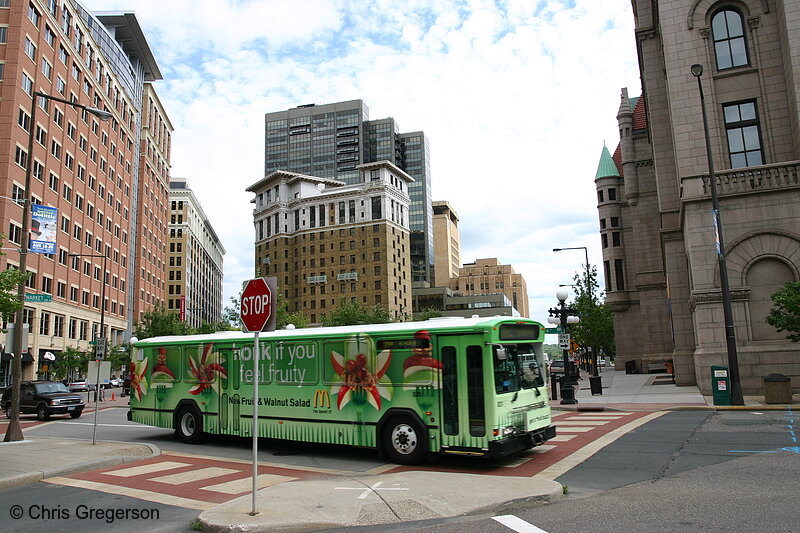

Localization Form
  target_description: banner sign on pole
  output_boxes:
[30,204,57,255]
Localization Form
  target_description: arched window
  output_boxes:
[712,9,749,69]
[746,258,795,341]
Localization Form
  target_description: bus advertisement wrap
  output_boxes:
[128,317,555,464]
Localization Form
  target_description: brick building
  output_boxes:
[247,161,413,324]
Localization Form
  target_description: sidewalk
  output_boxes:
[550,366,800,411]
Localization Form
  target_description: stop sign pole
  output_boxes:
[240,277,276,516]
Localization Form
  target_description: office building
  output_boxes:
[247,161,413,324]
[0,0,161,382]
[264,100,434,285]
[132,82,171,325]
[168,178,225,328]
[598,0,800,393]
[432,200,460,288]
[449,258,529,318]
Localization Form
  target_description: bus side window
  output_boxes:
[152,345,182,383]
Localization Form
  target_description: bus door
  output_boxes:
[437,335,488,451]
[217,347,240,434]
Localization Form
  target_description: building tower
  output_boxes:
[0,1,161,382]
[603,0,800,393]
[264,100,434,286]
[168,178,225,328]
[133,83,172,325]
[247,161,413,324]
[432,200,460,288]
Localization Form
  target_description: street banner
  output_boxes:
[30,204,57,254]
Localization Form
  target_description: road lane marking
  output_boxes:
[536,411,667,480]
[43,477,214,510]
[161,450,358,476]
[202,473,297,494]
[105,461,192,477]
[493,514,549,532]
[554,421,608,426]
[150,467,239,484]
[550,426,594,432]
[335,481,408,499]
[548,434,577,441]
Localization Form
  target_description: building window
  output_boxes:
[597,190,604,203]
[712,9,748,70]
[612,232,621,247]
[614,259,625,291]
[724,101,763,168]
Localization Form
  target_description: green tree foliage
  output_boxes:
[0,236,29,318]
[568,265,616,358]
[50,346,89,382]
[222,295,242,330]
[133,304,190,339]
[321,299,394,327]
[105,344,130,376]
[416,307,443,321]
[766,281,800,342]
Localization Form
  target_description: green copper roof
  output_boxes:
[595,144,620,180]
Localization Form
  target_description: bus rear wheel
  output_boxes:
[382,416,425,465]
[175,406,205,444]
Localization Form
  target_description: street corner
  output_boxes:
[197,471,563,532]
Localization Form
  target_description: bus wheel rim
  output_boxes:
[181,413,196,436]
[391,423,417,455]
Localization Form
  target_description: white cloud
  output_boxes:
[86,0,640,325]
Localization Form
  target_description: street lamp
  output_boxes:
[4,92,112,443]
[69,253,108,445]
[548,289,580,405]
[690,64,744,405]
[554,246,599,376]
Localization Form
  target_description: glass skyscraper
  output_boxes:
[264,100,434,284]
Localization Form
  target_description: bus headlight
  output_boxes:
[502,425,516,437]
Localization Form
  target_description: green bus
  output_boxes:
[127,316,555,464]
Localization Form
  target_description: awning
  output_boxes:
[1,353,35,362]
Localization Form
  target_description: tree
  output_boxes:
[105,344,130,377]
[321,300,394,327]
[766,281,800,342]
[416,307,443,321]
[49,346,89,382]
[133,304,191,339]
[221,295,242,330]
[568,265,616,366]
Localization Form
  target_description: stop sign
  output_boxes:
[240,278,275,332]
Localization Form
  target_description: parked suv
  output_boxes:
[2,381,85,421]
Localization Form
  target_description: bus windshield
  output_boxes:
[493,344,545,394]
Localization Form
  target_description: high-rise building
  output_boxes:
[432,200,460,287]
[0,0,162,383]
[264,100,434,285]
[598,1,800,393]
[133,82,172,325]
[449,258,529,318]
[168,178,225,329]
[247,161,413,324]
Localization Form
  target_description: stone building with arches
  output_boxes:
[597,0,800,394]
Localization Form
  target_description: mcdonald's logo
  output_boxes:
[313,389,331,409]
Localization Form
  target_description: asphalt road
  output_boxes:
[10,408,799,532]
[324,409,800,532]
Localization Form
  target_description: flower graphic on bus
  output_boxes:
[330,333,392,410]
[187,343,227,395]
[129,360,148,401]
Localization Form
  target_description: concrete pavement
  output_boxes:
[2,370,797,532]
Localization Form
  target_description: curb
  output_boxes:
[0,441,160,490]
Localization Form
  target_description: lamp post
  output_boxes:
[4,92,112,443]
[554,246,598,375]
[690,64,744,405]
[69,252,108,445]
[548,289,580,405]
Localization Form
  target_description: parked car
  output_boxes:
[549,360,565,374]
[2,380,85,420]
[121,376,131,397]
[67,380,95,392]
[109,377,123,388]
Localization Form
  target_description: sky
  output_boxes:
[87,0,642,329]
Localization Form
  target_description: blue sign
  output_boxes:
[30,204,57,255]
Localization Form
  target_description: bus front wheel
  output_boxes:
[175,406,205,444]
[382,416,425,465]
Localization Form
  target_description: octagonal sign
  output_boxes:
[240,277,276,332]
